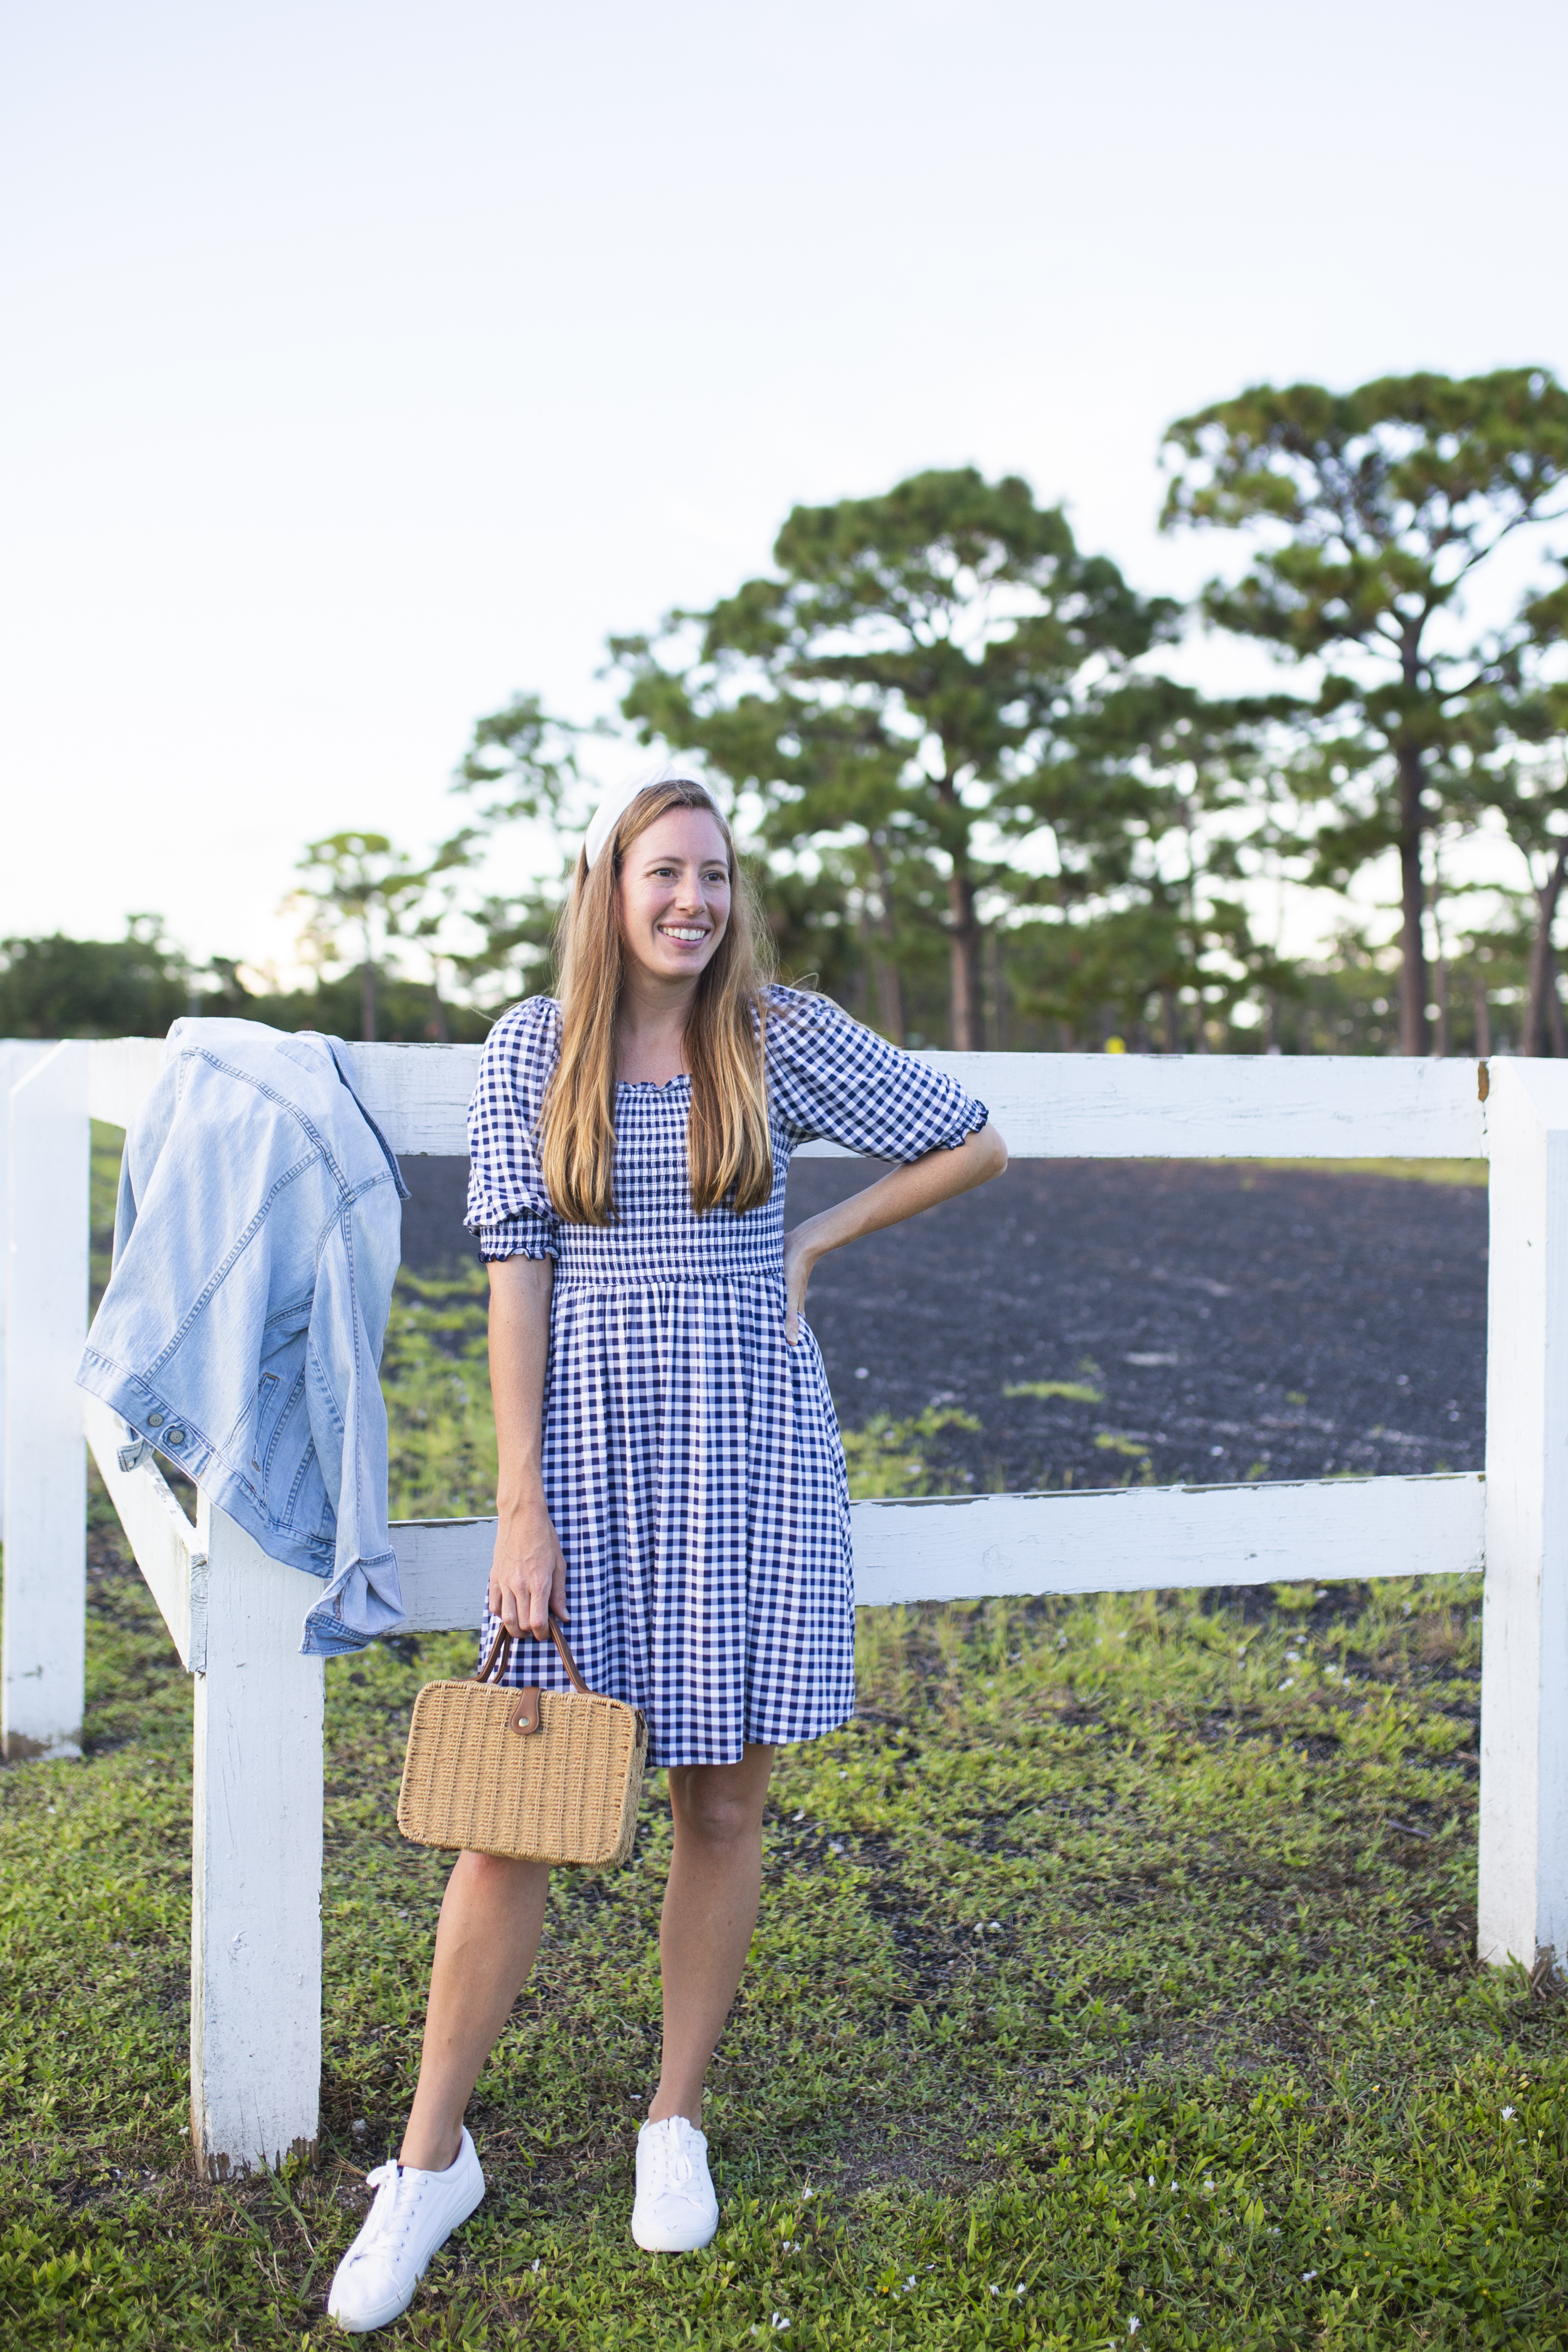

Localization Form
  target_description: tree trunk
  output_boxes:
[426,985,450,1044]
[1435,953,1450,1057]
[1473,977,1491,1057]
[1430,861,1450,1056]
[867,836,906,1046]
[1525,844,1568,1055]
[1160,988,1179,1054]
[850,905,872,1024]
[360,960,378,1044]
[983,924,1008,1050]
[945,864,983,1051]
[1396,741,1429,1055]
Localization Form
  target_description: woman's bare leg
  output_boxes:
[399,1849,551,2171]
[647,1743,775,2127]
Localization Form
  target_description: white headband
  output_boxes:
[583,758,717,871]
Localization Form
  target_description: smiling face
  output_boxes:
[615,804,733,987]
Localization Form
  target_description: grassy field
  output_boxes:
[8,1207,1568,2347]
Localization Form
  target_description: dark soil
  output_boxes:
[398,1155,1488,1495]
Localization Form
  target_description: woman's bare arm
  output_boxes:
[781,1120,1007,1343]
[487,1254,569,1638]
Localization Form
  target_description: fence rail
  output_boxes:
[4,1034,1554,2178]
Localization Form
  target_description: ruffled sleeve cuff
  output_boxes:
[477,1210,559,1263]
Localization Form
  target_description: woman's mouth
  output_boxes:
[659,924,709,943]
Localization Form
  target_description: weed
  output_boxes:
[839,1407,982,1501]
[1002,1382,1104,1406]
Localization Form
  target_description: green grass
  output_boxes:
[1003,1384,1104,1407]
[1238,1160,1488,1190]
[8,1246,1568,2344]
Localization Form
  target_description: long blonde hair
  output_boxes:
[538,779,776,1224]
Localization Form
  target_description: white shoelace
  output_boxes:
[644,2125,699,2200]
[349,2162,417,2262]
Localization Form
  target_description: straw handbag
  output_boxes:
[398,1616,647,1868]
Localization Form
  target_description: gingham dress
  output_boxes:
[465,985,988,1767]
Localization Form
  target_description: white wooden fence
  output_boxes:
[1,1039,1558,2177]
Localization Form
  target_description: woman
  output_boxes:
[327,762,1006,2333]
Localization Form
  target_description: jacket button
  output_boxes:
[165,1426,186,1446]
[147,1411,164,1428]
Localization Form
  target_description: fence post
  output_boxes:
[190,1497,324,2175]
[0,1042,51,1526]
[3,1041,90,1761]
[1478,1058,1568,1969]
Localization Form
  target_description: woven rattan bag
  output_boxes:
[398,1618,647,1868]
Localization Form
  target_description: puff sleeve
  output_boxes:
[464,997,564,1260]
[765,987,989,1159]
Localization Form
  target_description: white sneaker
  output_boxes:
[631,2116,719,2252]
[327,2128,485,2333]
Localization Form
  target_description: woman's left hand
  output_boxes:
[781,1225,817,1345]
[776,1126,1008,1350]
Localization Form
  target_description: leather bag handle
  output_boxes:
[477,1613,591,1697]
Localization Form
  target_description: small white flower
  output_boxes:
[1148,2174,1156,2188]
[1279,1678,1295,1690]
[771,2315,790,2333]
[1503,2106,1517,2121]
[802,2187,814,2200]
[906,2277,916,2289]
[531,2257,543,2274]
[1303,2269,1318,2282]
[1204,2177,1216,2193]
[1015,2283,1025,2297]
[1128,2322,1140,2337]
[990,2285,1001,2297]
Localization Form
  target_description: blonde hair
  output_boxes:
[538,779,776,1224]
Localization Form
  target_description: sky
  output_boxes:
[4,0,1565,982]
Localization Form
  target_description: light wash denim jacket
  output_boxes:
[77,1019,410,1656]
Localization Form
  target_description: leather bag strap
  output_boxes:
[477,1613,591,1697]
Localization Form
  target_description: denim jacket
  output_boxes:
[77,1019,410,1656]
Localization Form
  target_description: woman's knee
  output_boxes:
[452,1848,548,1902]
[670,1769,765,1850]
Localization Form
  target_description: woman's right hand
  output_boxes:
[489,1495,569,1640]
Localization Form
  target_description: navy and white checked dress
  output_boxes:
[465,985,988,1767]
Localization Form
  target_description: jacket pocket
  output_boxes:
[248,1371,280,1471]
[248,1366,305,1486]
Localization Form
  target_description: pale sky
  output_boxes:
[4,0,1565,982]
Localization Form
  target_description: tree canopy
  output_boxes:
[1162,368,1568,1052]
[14,387,1568,1059]
[615,467,1177,1048]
